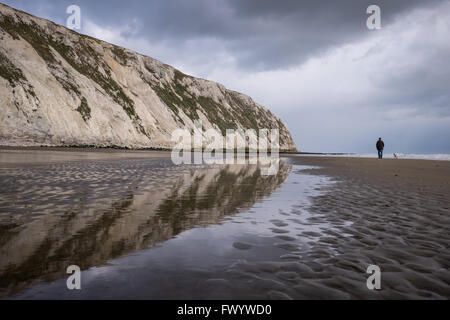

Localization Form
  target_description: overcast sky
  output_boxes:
[4,0,450,153]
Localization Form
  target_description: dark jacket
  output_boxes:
[376,140,384,151]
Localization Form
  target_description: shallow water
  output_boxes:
[0,150,337,299]
[2,150,449,299]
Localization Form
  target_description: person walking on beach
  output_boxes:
[376,138,385,159]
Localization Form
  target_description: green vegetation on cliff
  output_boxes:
[0,15,144,131]
[76,97,91,121]
[0,51,25,86]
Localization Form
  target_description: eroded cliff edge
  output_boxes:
[0,3,297,151]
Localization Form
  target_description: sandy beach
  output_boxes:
[0,149,449,299]
[290,156,450,196]
[283,156,450,299]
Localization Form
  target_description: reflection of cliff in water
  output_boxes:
[0,159,290,297]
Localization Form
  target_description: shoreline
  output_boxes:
[2,146,448,159]
[0,145,339,155]
[0,145,172,153]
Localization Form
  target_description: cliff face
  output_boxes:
[0,4,297,151]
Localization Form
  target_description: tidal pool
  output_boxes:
[0,150,335,299]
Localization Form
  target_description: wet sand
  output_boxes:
[1,149,449,299]
[284,156,450,299]
[0,148,292,298]
[290,156,450,196]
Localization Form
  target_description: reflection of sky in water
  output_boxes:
[0,152,292,298]
[10,164,344,299]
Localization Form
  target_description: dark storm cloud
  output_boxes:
[2,0,445,70]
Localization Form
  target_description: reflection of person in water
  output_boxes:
[376,138,385,159]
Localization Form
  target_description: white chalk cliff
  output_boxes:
[0,3,297,151]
